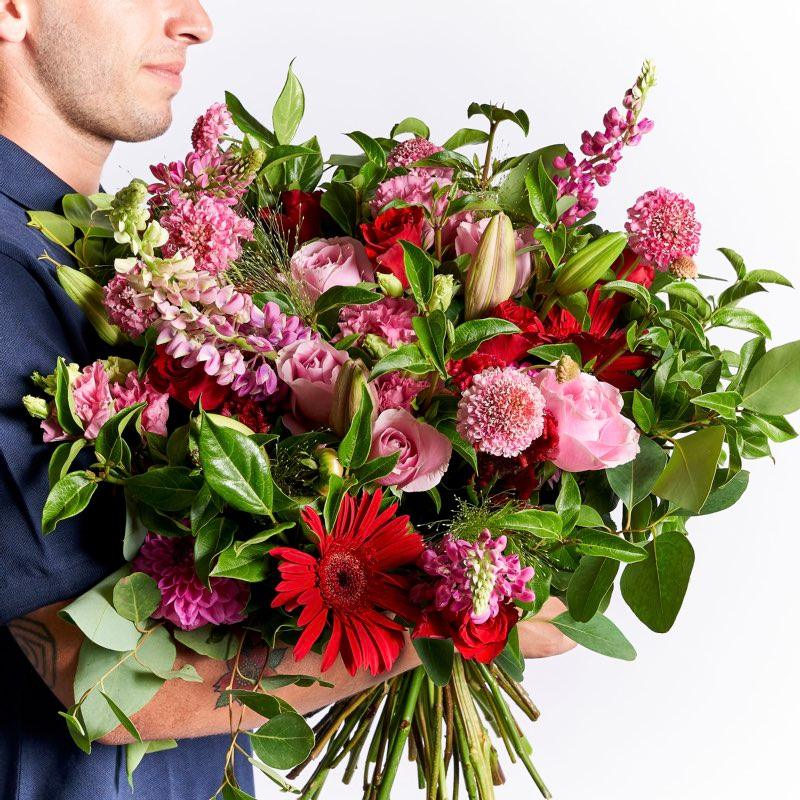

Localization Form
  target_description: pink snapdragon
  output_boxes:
[415,530,534,624]
[338,297,418,347]
[133,534,249,631]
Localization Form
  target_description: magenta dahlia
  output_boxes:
[625,187,701,270]
[457,366,546,458]
[133,534,249,631]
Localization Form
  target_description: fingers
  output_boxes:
[518,597,577,659]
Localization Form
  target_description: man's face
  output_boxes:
[27,0,212,142]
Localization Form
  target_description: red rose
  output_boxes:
[413,602,519,664]
[147,348,231,411]
[360,206,425,288]
[260,190,323,251]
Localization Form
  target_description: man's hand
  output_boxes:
[9,594,575,745]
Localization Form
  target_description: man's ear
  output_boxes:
[0,0,29,44]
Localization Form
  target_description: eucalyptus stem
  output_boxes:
[375,667,426,800]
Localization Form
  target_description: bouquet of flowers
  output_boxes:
[24,60,800,800]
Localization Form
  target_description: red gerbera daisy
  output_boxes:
[270,490,424,676]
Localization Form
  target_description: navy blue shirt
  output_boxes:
[0,136,254,799]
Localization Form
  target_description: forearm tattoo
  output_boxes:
[8,617,58,690]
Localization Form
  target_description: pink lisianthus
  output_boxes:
[413,530,534,624]
[275,338,349,429]
[533,368,639,472]
[375,373,429,413]
[160,194,254,275]
[72,361,115,440]
[369,409,452,493]
[41,411,67,443]
[133,534,249,631]
[289,237,374,302]
[338,297,418,348]
[454,218,534,296]
[110,372,170,437]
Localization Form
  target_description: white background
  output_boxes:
[104,1,800,797]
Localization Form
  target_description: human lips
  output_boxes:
[142,61,185,90]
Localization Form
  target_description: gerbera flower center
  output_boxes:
[318,550,370,610]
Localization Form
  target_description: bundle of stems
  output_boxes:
[293,657,549,800]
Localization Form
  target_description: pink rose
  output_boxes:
[72,361,115,440]
[369,409,452,493]
[275,339,349,429]
[533,369,639,472]
[289,236,374,302]
[110,372,170,437]
[454,218,533,296]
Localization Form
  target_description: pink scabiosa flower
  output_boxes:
[625,187,701,270]
[191,102,232,154]
[387,137,443,169]
[338,297,418,348]
[414,530,534,624]
[457,367,546,458]
[374,373,429,413]
[133,534,249,631]
[160,194,254,275]
[72,361,115,440]
[103,271,157,337]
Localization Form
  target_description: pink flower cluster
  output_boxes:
[415,530,534,624]
[133,533,249,631]
[374,373,429,413]
[625,187,701,270]
[554,73,655,226]
[338,297,418,348]
[41,360,169,443]
[387,137,443,169]
[104,269,158,337]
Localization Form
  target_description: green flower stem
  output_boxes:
[473,662,551,799]
[452,703,480,800]
[427,685,445,800]
[365,677,400,796]
[375,667,425,800]
[492,665,540,722]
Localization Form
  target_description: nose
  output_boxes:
[165,0,214,45]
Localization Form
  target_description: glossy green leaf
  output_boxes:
[441,127,489,150]
[391,117,430,139]
[450,318,520,360]
[412,638,454,687]
[272,61,304,144]
[313,285,381,315]
[632,390,656,433]
[338,383,374,469]
[42,472,97,534]
[605,436,667,510]
[401,241,435,308]
[574,530,647,563]
[27,210,75,248]
[741,340,800,414]
[126,467,201,512]
[690,390,741,420]
[708,307,771,338]
[249,713,314,770]
[567,556,619,623]
[370,343,432,380]
[494,508,563,539]
[550,612,636,660]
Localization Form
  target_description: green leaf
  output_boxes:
[632,390,656,433]
[494,508,563,539]
[567,556,619,623]
[741,340,800,415]
[225,91,276,145]
[338,384,374,469]
[524,157,558,227]
[441,127,489,150]
[605,436,667,510]
[42,472,97,534]
[401,241,434,308]
[112,572,161,624]
[745,268,793,287]
[554,232,628,296]
[556,472,581,534]
[95,402,146,463]
[412,638,454,687]
[346,130,386,167]
[698,470,750,515]
[199,413,273,514]
[690,390,741,420]
[27,210,75,248]
[574,529,647,563]
[708,306,771,338]
[126,739,177,788]
[652,426,725,512]
[249,713,314,770]
[320,181,357,234]
[313,285,381,315]
[718,247,746,279]
[173,626,236,660]
[412,310,448,377]
[528,342,582,364]
[59,709,91,754]
[54,357,82,435]
[728,336,766,393]
[100,692,142,742]
[370,343,432,380]
[467,103,530,135]
[601,279,652,309]
[746,413,797,443]
[48,440,87,488]
[497,145,567,222]
[353,452,400,487]
[450,318,520,360]
[56,265,127,345]
[534,224,568,266]
[126,467,201,512]
[550,612,636,660]
[233,522,294,556]
[260,673,334,690]
[620,532,695,632]
[435,421,478,472]
[60,567,140,651]
[272,61,304,144]
[211,546,270,582]
[218,690,293,718]
[391,117,430,139]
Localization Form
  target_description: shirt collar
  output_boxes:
[0,134,77,213]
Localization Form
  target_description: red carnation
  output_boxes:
[360,206,425,289]
[260,189,323,251]
[414,602,519,664]
[219,395,271,433]
[270,489,423,676]
[147,348,231,411]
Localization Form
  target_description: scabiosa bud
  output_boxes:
[555,354,581,383]
[457,366,546,458]
[464,213,517,320]
[669,254,698,280]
